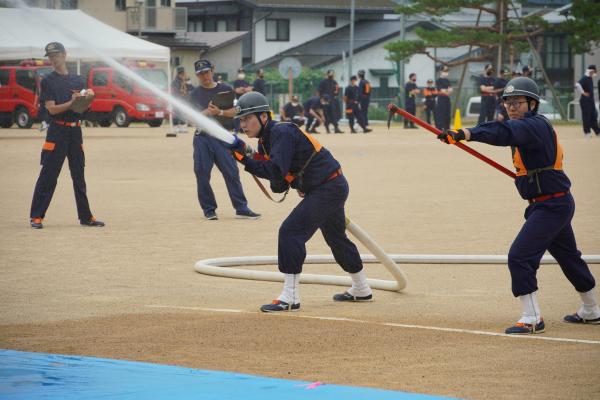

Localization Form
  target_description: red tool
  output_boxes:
[387,104,516,179]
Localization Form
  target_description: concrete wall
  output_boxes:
[253,11,350,63]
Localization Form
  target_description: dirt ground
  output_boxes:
[1,121,599,399]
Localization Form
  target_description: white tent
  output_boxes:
[0,8,169,61]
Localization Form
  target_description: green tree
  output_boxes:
[557,0,600,54]
[384,0,547,67]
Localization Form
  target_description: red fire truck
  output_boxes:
[0,60,52,128]
[0,60,168,129]
[86,61,169,128]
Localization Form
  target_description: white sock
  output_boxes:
[347,270,372,297]
[277,273,300,304]
[578,288,600,319]
[517,291,542,325]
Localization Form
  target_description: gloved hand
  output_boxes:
[270,178,290,193]
[230,136,253,163]
[437,129,465,144]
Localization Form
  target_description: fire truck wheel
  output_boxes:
[0,116,13,128]
[147,119,163,128]
[15,107,33,129]
[98,120,112,128]
[113,107,131,128]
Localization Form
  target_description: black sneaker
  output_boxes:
[505,319,545,334]
[260,300,300,312]
[235,210,261,219]
[80,217,105,227]
[363,128,372,133]
[350,129,357,134]
[30,217,43,229]
[333,291,373,302]
[204,212,218,220]
[563,313,600,325]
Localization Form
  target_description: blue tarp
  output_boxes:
[0,349,452,399]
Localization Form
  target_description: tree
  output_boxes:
[384,0,548,68]
[557,0,600,54]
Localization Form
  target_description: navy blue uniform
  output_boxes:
[404,81,418,128]
[303,96,324,131]
[494,77,509,120]
[252,78,266,95]
[243,121,363,274]
[578,75,600,135]
[282,102,304,126]
[190,83,252,217]
[422,85,437,125]
[358,78,371,126]
[478,75,496,124]
[30,71,94,222]
[344,85,366,131]
[318,78,341,129]
[435,77,451,130]
[469,113,595,297]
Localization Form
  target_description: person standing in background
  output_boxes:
[422,79,437,125]
[357,69,371,128]
[478,64,497,125]
[494,68,509,121]
[318,70,343,133]
[252,68,266,95]
[435,66,452,131]
[575,65,599,137]
[404,73,419,129]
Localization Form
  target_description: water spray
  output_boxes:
[13,0,235,145]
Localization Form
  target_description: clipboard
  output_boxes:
[70,96,94,113]
[213,90,234,110]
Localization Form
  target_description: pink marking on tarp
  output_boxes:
[295,381,324,389]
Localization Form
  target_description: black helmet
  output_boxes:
[502,77,540,102]
[235,92,270,118]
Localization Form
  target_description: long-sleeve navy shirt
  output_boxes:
[40,71,85,122]
[578,75,595,105]
[243,121,341,193]
[469,112,571,199]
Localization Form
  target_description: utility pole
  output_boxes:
[399,0,406,106]
[348,0,355,81]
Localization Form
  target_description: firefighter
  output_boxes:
[318,70,343,133]
[357,69,371,127]
[30,42,104,229]
[478,64,496,124]
[576,65,599,137]
[404,73,419,129]
[344,75,371,133]
[435,66,452,131]
[231,92,373,311]
[422,79,437,125]
[438,77,600,333]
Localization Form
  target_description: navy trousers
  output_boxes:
[404,99,416,128]
[193,133,250,216]
[580,99,600,134]
[508,193,595,297]
[478,96,496,125]
[424,100,435,125]
[277,175,363,274]
[346,103,366,130]
[435,96,451,130]
[30,124,92,221]
[359,99,370,126]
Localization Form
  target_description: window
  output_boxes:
[115,0,126,11]
[266,19,289,41]
[160,0,171,6]
[92,71,108,86]
[543,35,571,70]
[46,0,55,8]
[60,0,77,9]
[325,16,336,28]
[16,70,36,92]
[0,70,9,86]
[217,20,227,32]
[113,73,133,93]
[380,77,388,89]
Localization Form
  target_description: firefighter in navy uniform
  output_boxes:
[230,92,373,312]
[30,42,104,229]
[422,79,437,125]
[357,69,371,127]
[435,66,452,131]
[344,76,371,133]
[494,68,509,121]
[576,65,599,137]
[478,64,496,124]
[318,70,343,133]
[438,77,600,334]
[404,73,419,129]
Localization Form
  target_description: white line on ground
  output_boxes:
[145,305,600,345]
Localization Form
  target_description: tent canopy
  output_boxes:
[0,8,170,62]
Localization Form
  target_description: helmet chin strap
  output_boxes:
[255,112,270,137]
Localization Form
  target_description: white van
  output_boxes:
[465,96,562,120]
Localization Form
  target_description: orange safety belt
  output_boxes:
[512,129,563,193]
